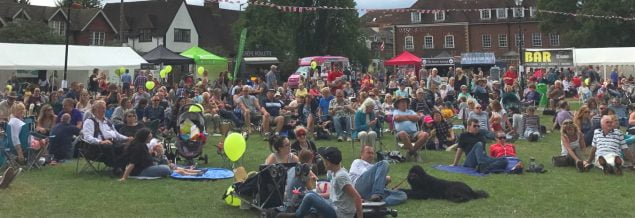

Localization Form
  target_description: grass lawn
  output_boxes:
[2,102,635,217]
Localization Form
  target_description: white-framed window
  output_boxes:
[513,7,525,18]
[48,20,65,36]
[496,8,508,19]
[480,9,491,20]
[482,34,492,48]
[89,32,105,46]
[532,33,542,47]
[434,10,445,21]
[549,33,560,46]
[515,33,525,47]
[139,29,152,42]
[174,28,191,42]
[424,35,434,49]
[444,35,455,48]
[529,7,536,18]
[410,12,421,23]
[405,35,414,50]
[498,34,508,48]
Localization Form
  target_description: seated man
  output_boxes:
[522,84,541,106]
[587,115,635,175]
[277,147,363,218]
[82,100,133,172]
[547,81,565,111]
[49,113,81,163]
[143,96,165,128]
[329,90,354,142]
[608,98,628,127]
[451,119,508,173]
[238,86,269,134]
[393,97,429,162]
[261,89,287,137]
[350,145,407,206]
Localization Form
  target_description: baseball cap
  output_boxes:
[424,115,434,124]
[318,147,342,165]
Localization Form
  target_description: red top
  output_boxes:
[572,76,582,87]
[503,70,517,86]
[490,122,503,132]
[489,143,517,158]
[327,70,343,83]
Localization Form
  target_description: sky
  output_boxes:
[29,0,417,11]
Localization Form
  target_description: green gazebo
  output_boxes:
[180,46,228,79]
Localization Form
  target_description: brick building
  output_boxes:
[363,0,562,66]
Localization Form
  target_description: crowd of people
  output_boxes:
[2,63,635,217]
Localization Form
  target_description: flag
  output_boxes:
[380,41,385,52]
[232,28,248,80]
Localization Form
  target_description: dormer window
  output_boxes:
[496,8,508,19]
[410,12,421,23]
[434,10,445,22]
[513,7,525,18]
[480,9,491,20]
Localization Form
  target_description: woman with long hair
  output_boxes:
[119,111,145,137]
[120,128,171,181]
[9,103,27,163]
[111,97,133,128]
[354,98,379,147]
[36,105,56,135]
[264,135,299,165]
[573,106,592,134]
[76,90,92,114]
[560,119,590,171]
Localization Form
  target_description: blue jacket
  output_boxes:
[353,110,379,139]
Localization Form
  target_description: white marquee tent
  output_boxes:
[574,47,635,77]
[0,43,147,86]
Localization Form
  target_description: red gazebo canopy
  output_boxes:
[385,51,421,66]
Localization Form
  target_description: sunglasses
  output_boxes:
[471,125,480,128]
[497,136,506,140]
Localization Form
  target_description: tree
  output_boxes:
[0,20,65,44]
[237,0,369,75]
[538,0,635,47]
[56,0,101,9]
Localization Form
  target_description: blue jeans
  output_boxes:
[295,192,336,218]
[333,115,351,138]
[479,129,496,140]
[139,165,171,177]
[354,160,407,206]
[462,142,496,169]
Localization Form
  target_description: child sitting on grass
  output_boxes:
[523,106,541,141]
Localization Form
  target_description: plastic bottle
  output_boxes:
[529,157,537,170]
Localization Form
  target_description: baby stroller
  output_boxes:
[501,93,522,114]
[176,104,209,165]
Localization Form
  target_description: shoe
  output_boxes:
[598,156,609,175]
[575,160,584,172]
[212,133,222,137]
[615,158,623,176]
[338,136,343,142]
[0,167,17,189]
[263,132,271,140]
[346,137,352,142]
[242,132,249,140]
[370,194,383,202]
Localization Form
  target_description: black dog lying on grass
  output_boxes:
[400,165,489,203]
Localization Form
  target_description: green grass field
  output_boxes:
[2,101,635,217]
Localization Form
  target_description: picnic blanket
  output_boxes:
[170,168,234,180]
[433,165,487,177]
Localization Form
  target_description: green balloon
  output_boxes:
[224,132,246,162]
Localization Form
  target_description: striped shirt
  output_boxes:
[592,129,627,158]
[522,115,540,131]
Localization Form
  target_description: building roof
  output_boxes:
[187,4,239,56]
[0,2,113,32]
[103,0,184,37]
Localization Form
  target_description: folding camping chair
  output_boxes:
[75,137,104,175]
[234,163,294,216]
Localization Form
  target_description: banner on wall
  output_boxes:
[524,49,574,68]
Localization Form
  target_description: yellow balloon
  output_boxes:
[119,67,125,74]
[145,81,155,90]
[197,66,205,76]
[584,78,590,86]
[6,85,12,92]
[224,186,241,206]
[165,65,172,73]
[188,104,203,113]
[160,71,167,79]
[310,61,317,70]
[224,132,246,162]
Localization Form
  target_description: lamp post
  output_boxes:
[515,0,524,96]
[239,2,248,11]
[63,2,81,87]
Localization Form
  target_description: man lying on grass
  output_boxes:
[587,115,635,175]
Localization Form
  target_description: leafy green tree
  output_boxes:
[538,0,635,47]
[56,0,101,9]
[0,20,64,44]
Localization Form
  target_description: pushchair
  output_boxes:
[176,104,209,165]
[501,93,522,114]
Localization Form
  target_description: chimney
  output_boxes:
[204,0,221,15]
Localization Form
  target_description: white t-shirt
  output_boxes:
[8,117,25,147]
[349,159,372,185]
[328,168,356,218]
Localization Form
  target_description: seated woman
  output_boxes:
[381,94,395,131]
[120,128,171,180]
[76,90,92,115]
[431,111,455,150]
[111,97,133,129]
[489,132,517,158]
[264,135,299,165]
[522,106,542,141]
[291,126,317,154]
[8,103,27,164]
[354,98,379,147]
[118,111,145,137]
[522,84,541,106]
[559,119,590,171]
[36,105,57,135]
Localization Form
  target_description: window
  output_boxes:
[513,7,525,18]
[480,9,491,20]
[410,12,421,23]
[481,34,492,48]
[496,8,508,19]
[89,32,105,46]
[529,7,536,18]
[139,29,152,42]
[498,34,508,48]
[444,35,454,48]
[434,10,445,21]
[549,33,560,46]
[515,33,525,47]
[532,33,542,47]
[48,20,65,36]
[404,36,414,50]
[424,35,434,49]
[174,28,191,43]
